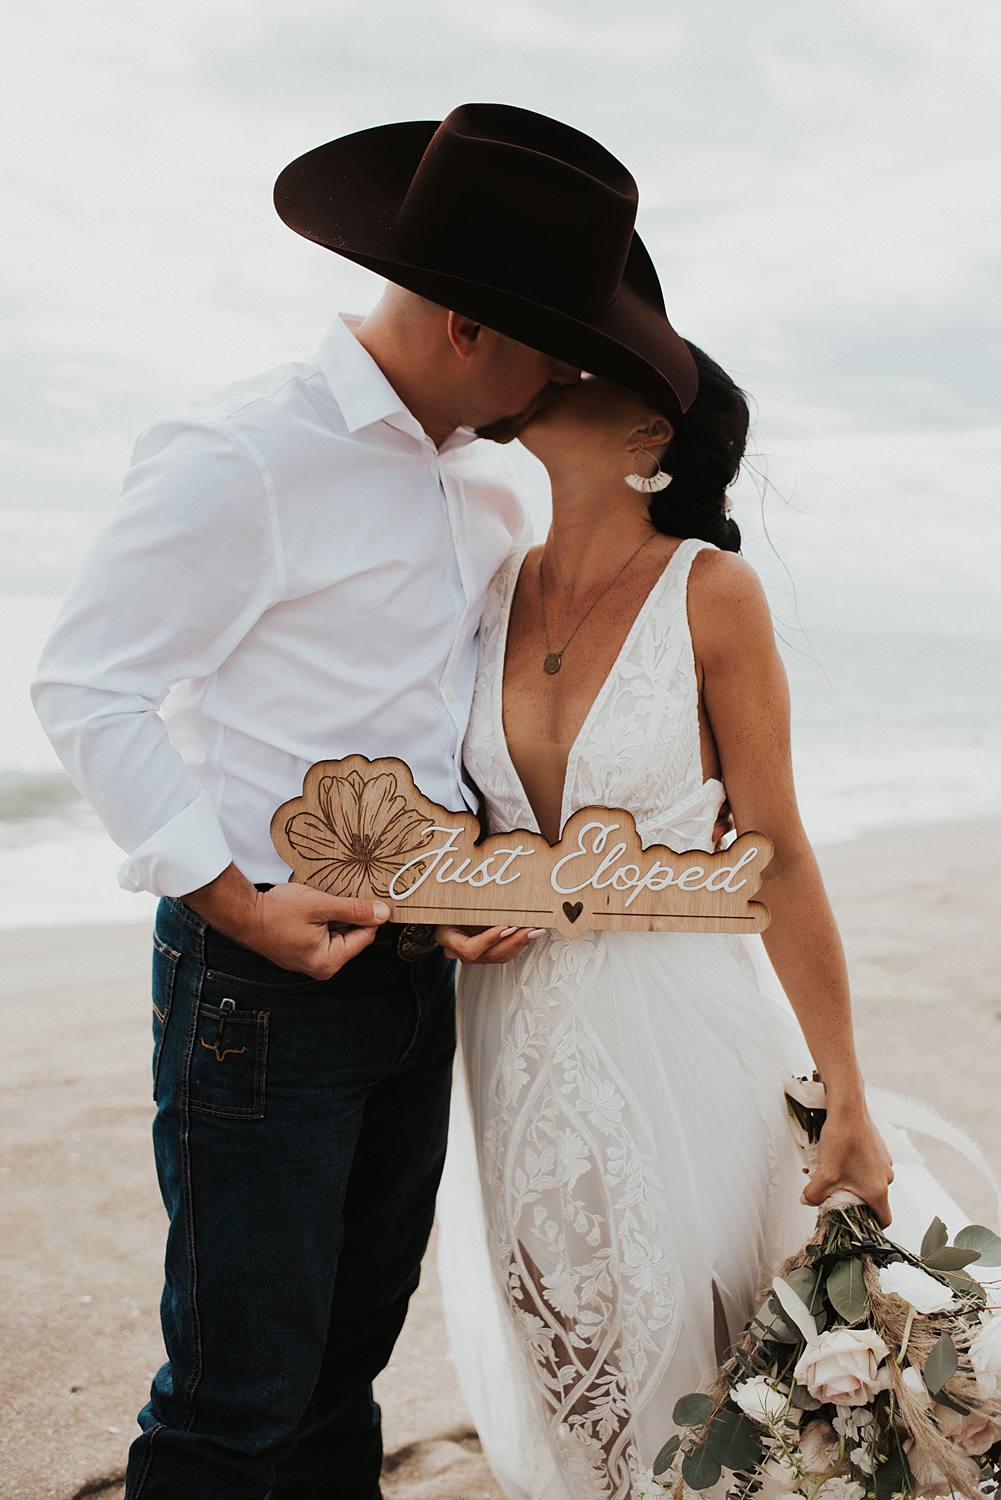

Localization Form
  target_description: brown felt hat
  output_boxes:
[273,102,699,415]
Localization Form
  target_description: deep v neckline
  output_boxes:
[494,537,697,841]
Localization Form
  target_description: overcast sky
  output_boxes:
[4,0,1000,640]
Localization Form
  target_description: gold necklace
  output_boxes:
[538,534,656,675]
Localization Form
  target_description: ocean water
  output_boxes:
[3,585,1000,931]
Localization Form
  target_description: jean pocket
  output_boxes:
[203,928,325,994]
[151,931,181,1103]
[189,994,269,1119]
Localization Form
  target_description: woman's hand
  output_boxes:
[711,796,735,850]
[802,1101,895,1227]
[435,924,545,965]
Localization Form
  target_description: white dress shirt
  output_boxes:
[30,313,539,898]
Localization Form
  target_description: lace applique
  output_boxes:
[482,934,678,1496]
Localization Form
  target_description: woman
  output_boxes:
[432,346,975,1499]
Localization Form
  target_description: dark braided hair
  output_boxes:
[649,340,748,554]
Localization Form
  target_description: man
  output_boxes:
[31,103,702,1498]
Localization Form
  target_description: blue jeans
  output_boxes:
[124,891,456,1499]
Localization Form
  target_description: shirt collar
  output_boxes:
[316,312,478,451]
[316,312,416,436]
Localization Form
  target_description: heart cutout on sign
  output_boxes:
[562,901,584,924]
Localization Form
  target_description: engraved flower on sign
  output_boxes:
[284,769,435,898]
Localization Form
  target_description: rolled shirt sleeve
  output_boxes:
[29,417,282,897]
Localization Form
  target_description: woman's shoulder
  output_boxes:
[685,543,775,656]
[686,539,761,592]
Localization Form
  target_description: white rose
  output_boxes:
[932,1399,1001,1456]
[969,1310,1001,1396]
[793,1328,890,1406]
[814,1479,865,1500]
[733,1376,790,1425]
[797,1418,840,1474]
[877,1262,957,1315]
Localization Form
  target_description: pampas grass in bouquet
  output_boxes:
[644,1073,1001,1500]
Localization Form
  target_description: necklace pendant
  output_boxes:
[543,651,562,675]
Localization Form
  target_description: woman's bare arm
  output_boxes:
[688,548,893,1222]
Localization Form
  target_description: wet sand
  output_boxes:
[1,816,999,1499]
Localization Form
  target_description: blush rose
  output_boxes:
[793,1328,890,1407]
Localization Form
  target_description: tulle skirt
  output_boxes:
[435,929,977,1500]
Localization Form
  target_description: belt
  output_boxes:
[324,918,436,959]
[370,920,440,962]
[318,918,441,963]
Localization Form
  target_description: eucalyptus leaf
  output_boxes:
[704,1409,762,1472]
[826,1256,868,1323]
[942,1269,986,1302]
[924,1333,959,1395]
[920,1216,949,1258]
[673,1392,714,1427]
[790,1383,823,1410]
[784,1265,819,1308]
[955,1224,1001,1265]
[683,1442,723,1491]
[772,1275,818,1342]
[751,1298,798,1344]
[923,1246,981,1270]
[653,1434,681,1476]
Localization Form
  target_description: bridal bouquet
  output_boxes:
[647,1074,1001,1500]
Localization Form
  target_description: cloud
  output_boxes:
[3,0,1000,635]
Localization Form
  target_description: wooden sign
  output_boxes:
[270,755,773,939]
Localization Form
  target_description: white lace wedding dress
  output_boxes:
[435,536,994,1500]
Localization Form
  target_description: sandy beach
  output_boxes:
[2,816,999,1500]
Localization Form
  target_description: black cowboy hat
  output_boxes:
[273,103,698,415]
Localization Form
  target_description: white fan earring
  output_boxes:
[625,459,673,493]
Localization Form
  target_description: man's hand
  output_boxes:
[181,862,390,978]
